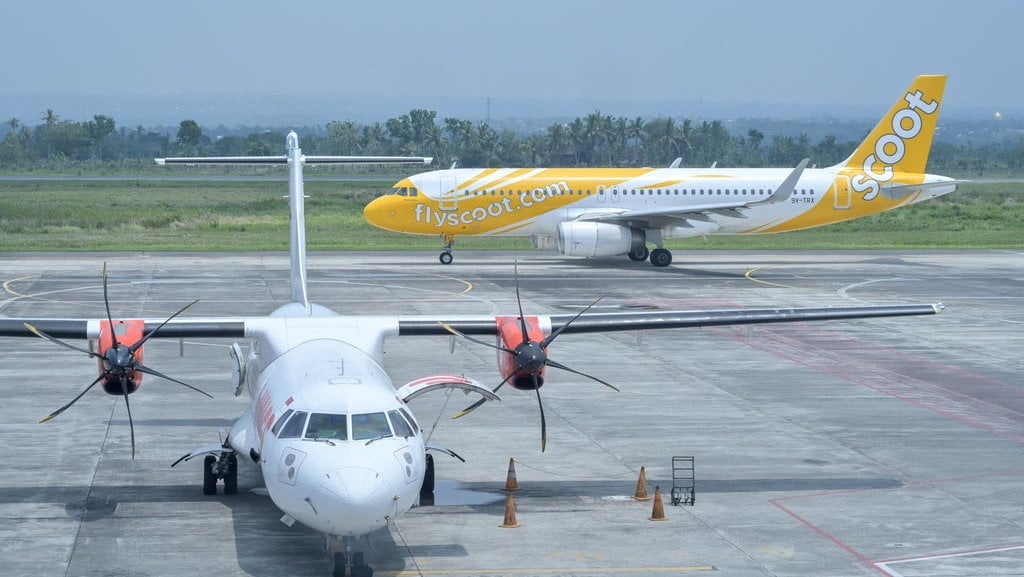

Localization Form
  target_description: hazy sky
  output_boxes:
[2,0,1021,122]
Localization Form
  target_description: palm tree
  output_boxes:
[567,118,585,167]
[41,109,59,159]
[628,117,646,166]
[545,123,567,165]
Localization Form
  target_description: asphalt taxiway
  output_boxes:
[1,250,1022,577]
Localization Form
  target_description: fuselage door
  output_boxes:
[439,175,458,212]
[834,175,851,210]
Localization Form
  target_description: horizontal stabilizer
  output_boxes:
[881,180,969,200]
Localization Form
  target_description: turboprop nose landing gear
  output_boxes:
[329,537,374,577]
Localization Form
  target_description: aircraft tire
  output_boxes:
[332,553,346,577]
[650,249,673,267]
[202,455,217,495]
[439,252,453,265]
[223,454,238,495]
[352,552,373,577]
[628,246,650,261]
[421,453,435,495]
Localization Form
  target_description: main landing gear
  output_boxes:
[439,234,455,264]
[628,245,673,267]
[202,452,238,495]
[649,248,673,267]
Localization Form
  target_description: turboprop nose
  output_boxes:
[315,467,393,534]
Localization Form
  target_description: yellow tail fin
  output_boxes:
[840,75,946,200]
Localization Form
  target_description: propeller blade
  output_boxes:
[533,373,547,452]
[545,357,620,391]
[438,321,515,354]
[129,299,199,353]
[102,262,119,350]
[39,373,106,423]
[540,295,604,349]
[513,261,530,344]
[24,323,100,358]
[135,363,213,398]
[452,372,514,419]
[120,376,137,459]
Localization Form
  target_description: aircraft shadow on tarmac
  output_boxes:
[0,470,900,576]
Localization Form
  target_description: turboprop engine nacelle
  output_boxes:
[556,222,645,257]
[496,315,547,390]
[97,319,146,395]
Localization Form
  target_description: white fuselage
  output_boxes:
[226,304,425,537]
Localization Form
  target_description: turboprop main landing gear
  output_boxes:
[202,452,238,495]
[439,234,455,264]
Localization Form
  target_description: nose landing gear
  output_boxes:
[439,234,455,264]
[329,537,374,577]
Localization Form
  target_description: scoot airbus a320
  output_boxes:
[364,75,963,266]
[0,134,944,577]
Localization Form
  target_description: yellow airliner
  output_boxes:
[364,75,962,266]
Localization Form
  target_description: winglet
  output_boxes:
[758,158,809,204]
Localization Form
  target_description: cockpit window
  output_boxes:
[386,186,419,197]
[388,409,415,438]
[271,409,294,436]
[399,407,419,431]
[278,410,308,439]
[351,412,392,441]
[305,413,348,440]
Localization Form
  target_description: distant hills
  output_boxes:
[2,92,1021,146]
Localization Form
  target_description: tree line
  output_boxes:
[2,108,1022,176]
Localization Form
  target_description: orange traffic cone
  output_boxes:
[648,486,667,521]
[503,457,519,492]
[500,494,520,528]
[633,466,651,501]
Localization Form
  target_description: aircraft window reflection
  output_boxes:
[278,410,308,439]
[305,413,348,440]
[388,410,414,438]
[352,412,393,441]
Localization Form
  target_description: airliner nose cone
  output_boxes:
[322,467,387,502]
[315,467,393,535]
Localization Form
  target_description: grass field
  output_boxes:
[1,179,1021,251]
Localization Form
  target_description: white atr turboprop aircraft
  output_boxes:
[0,134,944,577]
[363,75,964,266]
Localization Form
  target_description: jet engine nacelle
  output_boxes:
[496,315,547,390]
[97,319,145,395]
[555,222,645,257]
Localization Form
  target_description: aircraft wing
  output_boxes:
[1,302,943,341]
[396,302,944,336]
[0,318,247,340]
[576,158,809,230]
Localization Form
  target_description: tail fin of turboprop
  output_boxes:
[835,75,947,200]
[156,134,431,314]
